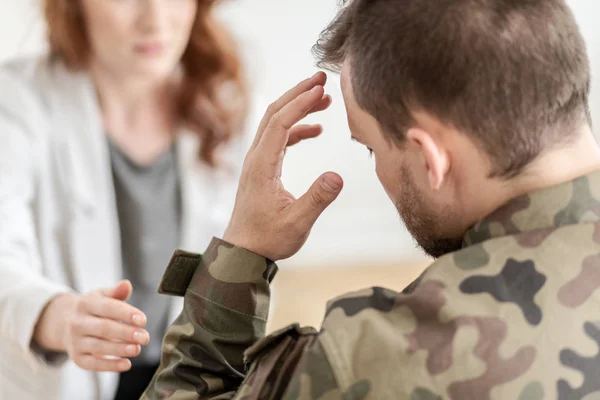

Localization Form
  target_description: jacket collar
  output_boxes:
[464,169,600,246]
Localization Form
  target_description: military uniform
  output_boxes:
[142,171,600,399]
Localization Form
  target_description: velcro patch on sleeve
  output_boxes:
[157,250,202,297]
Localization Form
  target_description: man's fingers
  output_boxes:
[287,124,323,147]
[259,85,326,156]
[294,172,344,229]
[252,72,327,148]
[82,296,147,327]
[307,95,332,116]
[76,354,131,372]
[76,317,150,345]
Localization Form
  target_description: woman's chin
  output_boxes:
[122,57,178,83]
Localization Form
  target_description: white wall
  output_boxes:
[567,0,600,129]
[0,0,45,61]
[0,0,598,268]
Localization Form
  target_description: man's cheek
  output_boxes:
[375,165,398,204]
[374,159,392,183]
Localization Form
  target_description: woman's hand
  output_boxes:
[34,280,149,372]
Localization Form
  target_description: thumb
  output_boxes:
[101,280,133,301]
[295,172,343,227]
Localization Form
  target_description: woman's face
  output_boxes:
[80,0,198,82]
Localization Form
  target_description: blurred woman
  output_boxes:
[0,0,252,398]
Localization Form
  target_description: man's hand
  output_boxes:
[224,72,343,261]
[34,280,149,372]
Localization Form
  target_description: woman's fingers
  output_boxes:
[81,296,146,327]
[74,316,149,345]
[78,337,141,358]
[75,354,132,372]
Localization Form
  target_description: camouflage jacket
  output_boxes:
[142,171,600,400]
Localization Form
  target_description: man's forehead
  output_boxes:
[339,62,359,117]
[339,61,352,95]
[338,63,358,136]
[338,62,377,140]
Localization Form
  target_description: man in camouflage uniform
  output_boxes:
[142,0,600,398]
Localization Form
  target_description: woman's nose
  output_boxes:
[137,0,168,35]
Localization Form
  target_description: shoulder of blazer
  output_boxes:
[0,57,68,138]
[0,55,91,127]
[0,57,47,135]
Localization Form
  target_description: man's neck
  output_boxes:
[89,61,177,165]
[464,126,600,228]
[510,127,600,198]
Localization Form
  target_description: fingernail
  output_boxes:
[323,178,340,192]
[125,344,138,355]
[311,86,322,94]
[120,359,131,370]
[134,331,149,344]
[132,314,144,326]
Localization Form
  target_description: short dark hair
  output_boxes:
[314,0,591,177]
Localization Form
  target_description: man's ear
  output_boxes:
[406,128,450,190]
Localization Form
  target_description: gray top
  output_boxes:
[109,140,181,366]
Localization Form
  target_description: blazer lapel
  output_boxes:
[49,63,122,295]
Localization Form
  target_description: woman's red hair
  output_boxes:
[44,0,248,166]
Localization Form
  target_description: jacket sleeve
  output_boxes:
[142,238,345,400]
[233,329,343,400]
[142,238,278,399]
[0,66,72,369]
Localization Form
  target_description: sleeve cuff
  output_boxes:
[8,279,73,370]
[201,237,278,286]
[158,237,278,320]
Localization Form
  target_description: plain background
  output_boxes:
[1,0,598,269]
[1,0,598,330]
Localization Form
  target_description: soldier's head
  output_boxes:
[314,0,592,257]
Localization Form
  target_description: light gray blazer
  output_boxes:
[0,56,252,399]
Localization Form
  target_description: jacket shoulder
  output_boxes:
[0,55,56,95]
[0,55,88,140]
[0,56,53,133]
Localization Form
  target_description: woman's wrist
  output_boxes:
[33,293,78,352]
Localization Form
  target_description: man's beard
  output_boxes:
[396,164,463,258]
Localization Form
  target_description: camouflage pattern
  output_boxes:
[142,171,600,399]
[141,239,277,399]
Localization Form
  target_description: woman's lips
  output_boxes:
[133,42,166,56]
